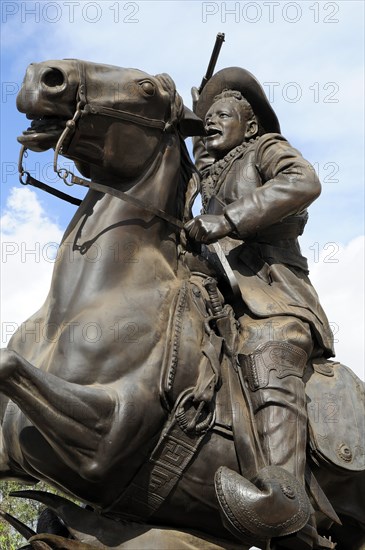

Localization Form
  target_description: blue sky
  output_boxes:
[1,0,364,378]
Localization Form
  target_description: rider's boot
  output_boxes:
[215,342,312,544]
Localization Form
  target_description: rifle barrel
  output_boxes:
[199,33,225,93]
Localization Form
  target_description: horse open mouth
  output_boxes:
[18,116,68,152]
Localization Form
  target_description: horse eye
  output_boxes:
[140,81,155,96]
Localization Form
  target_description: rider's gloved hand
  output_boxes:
[184,214,233,244]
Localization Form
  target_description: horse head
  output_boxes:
[17,59,203,180]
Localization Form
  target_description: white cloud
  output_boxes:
[1,187,63,344]
[308,236,365,381]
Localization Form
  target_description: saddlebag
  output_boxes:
[306,359,365,473]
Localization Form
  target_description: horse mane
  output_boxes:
[155,73,197,223]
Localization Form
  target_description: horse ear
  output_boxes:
[179,106,205,137]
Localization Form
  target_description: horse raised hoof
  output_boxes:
[214,465,311,543]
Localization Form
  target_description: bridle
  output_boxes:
[18,60,180,221]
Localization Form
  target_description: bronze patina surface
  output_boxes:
[0,57,364,550]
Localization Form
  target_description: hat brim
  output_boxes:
[196,67,280,134]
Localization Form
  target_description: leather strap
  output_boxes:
[20,160,242,301]
[70,174,184,229]
[305,465,342,526]
[104,389,214,520]
[20,173,82,206]
[77,59,167,131]
[224,357,265,475]
[84,104,168,131]
[207,242,240,299]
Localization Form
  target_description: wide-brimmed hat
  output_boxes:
[195,67,280,134]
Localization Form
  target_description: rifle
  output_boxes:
[198,33,225,94]
[196,34,240,299]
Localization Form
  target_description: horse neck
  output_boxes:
[123,132,183,225]
[63,132,185,276]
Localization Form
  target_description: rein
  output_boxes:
[19,145,240,295]
[18,61,240,295]
[20,145,241,300]
[72,174,185,230]
[19,146,184,230]
[18,160,82,207]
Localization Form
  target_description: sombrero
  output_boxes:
[195,67,280,134]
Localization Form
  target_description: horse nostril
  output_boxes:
[42,68,65,88]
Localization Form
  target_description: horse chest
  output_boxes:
[12,191,178,379]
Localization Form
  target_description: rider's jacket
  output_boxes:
[194,133,334,357]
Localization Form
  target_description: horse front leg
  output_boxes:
[0,348,117,482]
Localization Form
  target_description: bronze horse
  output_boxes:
[0,59,364,550]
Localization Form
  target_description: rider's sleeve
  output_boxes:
[192,136,214,172]
[223,133,321,239]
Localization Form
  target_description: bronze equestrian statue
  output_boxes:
[0,59,364,550]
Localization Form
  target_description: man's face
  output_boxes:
[204,98,249,160]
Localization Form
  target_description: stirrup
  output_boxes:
[215,465,311,543]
